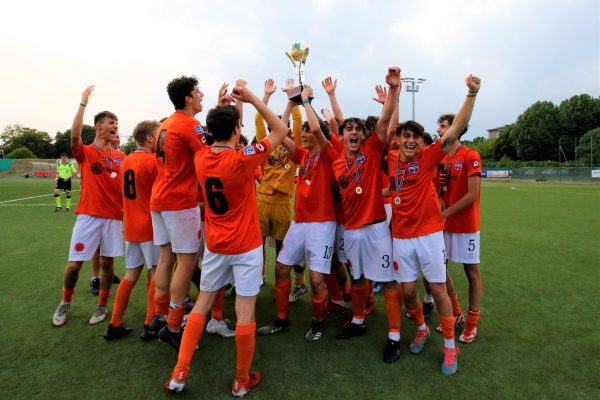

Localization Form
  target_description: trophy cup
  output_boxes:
[285,42,310,103]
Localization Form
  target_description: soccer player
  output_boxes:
[52,85,123,326]
[437,113,483,344]
[164,83,289,396]
[388,74,481,375]
[149,76,208,350]
[103,120,160,341]
[53,153,77,212]
[255,78,305,300]
[257,84,338,341]
[332,67,404,364]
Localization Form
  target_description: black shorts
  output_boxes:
[56,178,72,191]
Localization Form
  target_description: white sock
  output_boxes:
[389,331,400,342]
[424,294,434,303]
[332,299,345,306]
[444,338,456,349]
[417,323,427,331]
[351,317,364,325]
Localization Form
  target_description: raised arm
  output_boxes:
[441,75,481,152]
[321,108,339,139]
[302,85,328,152]
[374,67,401,143]
[262,78,276,105]
[255,79,275,142]
[71,85,94,151]
[322,76,344,124]
[234,80,246,130]
[232,84,289,150]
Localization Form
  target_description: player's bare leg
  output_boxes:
[460,263,482,343]
[89,247,101,295]
[436,266,464,332]
[52,260,84,326]
[150,244,176,333]
[89,256,114,324]
[305,270,328,341]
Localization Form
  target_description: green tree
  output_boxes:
[575,128,600,166]
[121,135,137,155]
[6,146,35,159]
[1,125,54,158]
[54,125,96,156]
[512,101,561,161]
[557,94,600,160]
[493,125,517,160]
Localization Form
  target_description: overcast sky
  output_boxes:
[1,0,598,142]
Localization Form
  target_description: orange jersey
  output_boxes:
[150,111,207,211]
[197,185,206,221]
[195,140,271,255]
[330,134,346,223]
[382,170,391,205]
[388,140,445,239]
[442,146,482,233]
[333,134,386,230]
[292,141,339,222]
[122,151,157,242]
[73,143,123,220]
[256,107,302,204]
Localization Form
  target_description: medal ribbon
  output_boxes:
[394,154,407,197]
[93,143,114,173]
[344,154,362,187]
[301,152,320,178]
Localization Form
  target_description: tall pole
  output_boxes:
[401,77,426,121]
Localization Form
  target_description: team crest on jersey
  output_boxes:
[91,162,103,174]
[243,146,255,156]
[194,125,205,134]
[454,161,463,171]
[408,161,419,174]
[114,157,122,166]
[473,160,479,168]
[356,152,366,164]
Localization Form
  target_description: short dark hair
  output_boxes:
[206,105,240,142]
[422,132,434,145]
[437,113,469,137]
[94,111,118,125]
[396,120,425,138]
[339,117,366,137]
[167,76,198,110]
[239,134,249,147]
[302,118,331,139]
[60,153,68,157]
[133,120,160,146]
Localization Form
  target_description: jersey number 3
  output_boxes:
[205,177,228,215]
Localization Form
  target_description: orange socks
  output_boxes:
[275,279,291,320]
[144,280,155,326]
[98,289,110,307]
[235,323,257,384]
[61,288,74,303]
[211,288,226,320]
[167,302,187,332]
[172,313,206,382]
[451,294,463,316]
[154,292,170,317]
[351,283,369,321]
[110,278,134,326]
[311,290,328,322]
[466,308,480,330]
[383,287,402,334]
[407,303,426,328]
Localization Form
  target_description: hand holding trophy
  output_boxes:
[285,42,311,102]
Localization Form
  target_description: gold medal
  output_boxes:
[394,196,401,205]
[305,179,311,185]
[355,186,362,194]
[110,171,117,179]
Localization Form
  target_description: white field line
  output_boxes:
[0,190,80,204]
[509,187,599,195]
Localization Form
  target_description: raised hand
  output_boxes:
[231,85,257,104]
[385,67,401,89]
[321,107,334,120]
[264,78,276,96]
[81,85,94,105]
[301,84,313,102]
[372,85,387,105]
[217,82,234,106]
[466,74,481,93]
[321,76,337,95]
[281,78,295,94]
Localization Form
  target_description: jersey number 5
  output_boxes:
[205,177,228,215]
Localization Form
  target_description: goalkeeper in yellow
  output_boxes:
[54,153,78,212]
[256,78,305,296]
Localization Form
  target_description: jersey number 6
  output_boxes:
[205,177,228,215]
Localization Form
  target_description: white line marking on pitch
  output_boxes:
[0,190,80,204]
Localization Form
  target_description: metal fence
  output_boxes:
[486,167,599,183]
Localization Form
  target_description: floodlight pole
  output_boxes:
[401,77,426,121]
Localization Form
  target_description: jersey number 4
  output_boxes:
[205,177,228,215]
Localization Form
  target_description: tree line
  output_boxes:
[1,94,599,164]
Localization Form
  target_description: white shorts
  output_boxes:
[68,214,123,262]
[345,221,396,282]
[151,207,201,253]
[393,231,446,283]
[125,241,160,269]
[197,220,206,260]
[334,222,347,263]
[277,221,336,274]
[200,245,263,296]
[444,231,480,264]
[384,203,392,227]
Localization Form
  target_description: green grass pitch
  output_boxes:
[0,178,598,399]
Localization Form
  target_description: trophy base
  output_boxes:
[287,85,313,103]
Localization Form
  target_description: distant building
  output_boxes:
[487,125,509,139]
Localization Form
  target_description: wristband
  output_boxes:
[80,103,87,107]
[303,98,310,104]
[467,93,477,97]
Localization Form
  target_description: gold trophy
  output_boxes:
[285,42,310,102]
